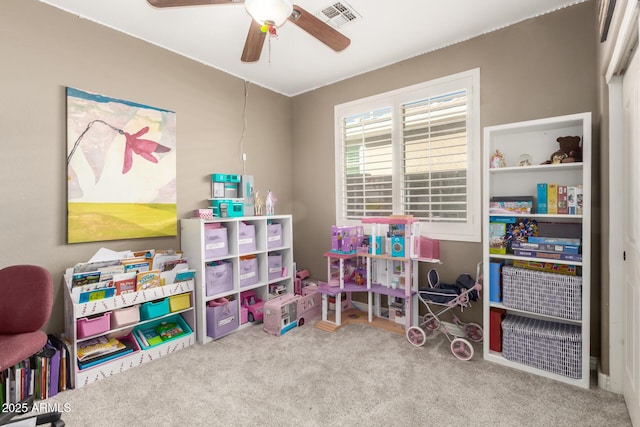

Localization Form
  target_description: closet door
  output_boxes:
[622,40,640,427]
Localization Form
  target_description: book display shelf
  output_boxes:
[482,112,591,389]
[63,269,196,388]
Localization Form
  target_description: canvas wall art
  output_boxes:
[66,87,177,243]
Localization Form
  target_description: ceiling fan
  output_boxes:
[146,0,351,62]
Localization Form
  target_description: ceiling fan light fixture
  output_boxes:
[244,0,293,27]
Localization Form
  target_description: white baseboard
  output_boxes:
[595,357,623,393]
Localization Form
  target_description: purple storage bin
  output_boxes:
[239,257,259,288]
[206,262,233,296]
[267,223,282,249]
[268,254,282,281]
[204,224,228,258]
[238,223,257,254]
[206,301,238,339]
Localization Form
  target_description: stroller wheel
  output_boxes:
[451,338,474,361]
[423,314,440,331]
[463,323,483,342]
[406,326,427,347]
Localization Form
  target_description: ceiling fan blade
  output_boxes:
[241,19,266,63]
[288,5,350,52]
[147,0,242,8]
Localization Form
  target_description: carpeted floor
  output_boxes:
[36,321,631,426]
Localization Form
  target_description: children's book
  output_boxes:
[136,270,161,291]
[156,322,185,341]
[71,271,101,288]
[576,184,584,215]
[78,286,116,303]
[113,272,137,295]
[537,183,548,214]
[174,269,196,282]
[77,337,126,362]
[547,183,558,214]
[557,185,568,214]
[77,339,135,370]
[122,257,151,272]
[568,186,578,214]
[137,327,163,347]
[97,264,125,281]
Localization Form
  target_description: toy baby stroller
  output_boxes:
[406,262,483,361]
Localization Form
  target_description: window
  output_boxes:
[334,69,480,242]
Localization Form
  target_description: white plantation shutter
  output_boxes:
[335,69,480,242]
[402,90,468,222]
[343,107,393,218]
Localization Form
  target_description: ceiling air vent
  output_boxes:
[316,2,360,29]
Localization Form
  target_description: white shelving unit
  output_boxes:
[63,276,196,388]
[482,112,591,389]
[180,215,293,344]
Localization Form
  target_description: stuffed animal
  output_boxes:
[543,136,582,164]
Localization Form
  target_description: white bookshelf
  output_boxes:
[482,112,591,389]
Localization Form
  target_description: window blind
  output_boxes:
[402,90,468,222]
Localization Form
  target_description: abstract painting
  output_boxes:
[66,87,177,243]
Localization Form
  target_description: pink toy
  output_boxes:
[263,290,321,336]
[265,190,277,216]
[331,225,365,254]
[296,286,321,326]
[294,269,310,295]
[240,290,265,323]
[264,293,300,336]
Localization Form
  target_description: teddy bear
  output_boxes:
[543,136,582,164]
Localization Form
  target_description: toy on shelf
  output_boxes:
[240,290,265,323]
[209,174,244,218]
[254,190,265,215]
[542,136,582,165]
[266,190,277,216]
[490,149,506,168]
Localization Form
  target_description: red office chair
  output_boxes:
[0,265,64,426]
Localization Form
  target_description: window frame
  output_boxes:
[334,69,481,242]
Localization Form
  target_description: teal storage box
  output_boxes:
[133,314,193,350]
[140,298,170,320]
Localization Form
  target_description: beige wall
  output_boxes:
[0,0,293,334]
[291,2,599,351]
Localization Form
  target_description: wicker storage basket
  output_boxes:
[502,266,582,320]
[502,314,582,379]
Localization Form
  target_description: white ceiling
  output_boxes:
[39,0,586,96]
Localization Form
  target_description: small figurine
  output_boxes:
[490,150,506,168]
[518,154,532,167]
[265,190,276,216]
[254,190,265,216]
